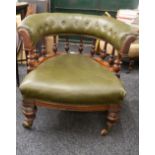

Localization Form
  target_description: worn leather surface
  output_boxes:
[20,54,126,105]
[18,13,135,51]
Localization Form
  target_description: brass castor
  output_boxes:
[100,121,113,136]
[22,120,32,129]
[101,128,109,136]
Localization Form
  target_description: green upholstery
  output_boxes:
[18,13,135,51]
[20,54,126,105]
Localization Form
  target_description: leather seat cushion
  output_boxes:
[20,54,126,105]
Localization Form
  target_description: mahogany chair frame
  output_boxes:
[18,27,136,135]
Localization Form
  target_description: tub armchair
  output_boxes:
[18,13,137,135]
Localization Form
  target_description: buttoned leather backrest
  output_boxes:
[18,13,136,51]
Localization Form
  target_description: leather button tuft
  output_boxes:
[61,20,66,24]
[50,20,54,26]
[103,25,107,30]
[95,22,99,27]
[39,27,43,34]
[109,28,112,32]
[113,31,117,36]
[107,28,113,35]
[114,31,117,35]
[45,26,49,31]
[85,20,89,26]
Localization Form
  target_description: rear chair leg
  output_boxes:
[22,99,37,129]
[127,59,135,73]
[101,106,120,136]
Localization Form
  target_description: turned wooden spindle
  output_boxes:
[28,49,39,63]
[108,55,113,66]
[28,54,38,71]
[113,58,122,78]
[90,39,96,57]
[33,49,39,61]
[41,44,46,57]
[112,46,115,56]
[38,41,47,63]
[53,35,57,54]
[27,49,38,72]
[79,37,83,54]
[108,46,115,66]
[26,49,31,72]
[24,49,29,68]
[104,41,108,51]
[100,41,107,59]
[65,37,69,53]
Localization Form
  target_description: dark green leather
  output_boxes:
[20,54,126,105]
[18,13,135,51]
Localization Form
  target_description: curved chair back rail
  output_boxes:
[18,13,137,54]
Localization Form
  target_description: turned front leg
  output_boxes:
[22,99,37,129]
[101,105,121,136]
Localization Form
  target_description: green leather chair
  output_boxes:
[18,13,137,135]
